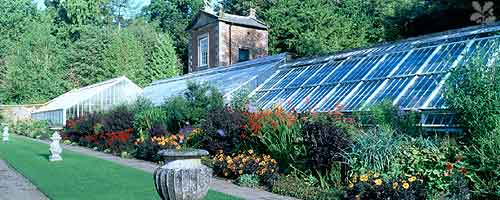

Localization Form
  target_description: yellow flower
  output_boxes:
[248,149,254,154]
[239,170,243,175]
[408,176,416,182]
[351,176,358,183]
[360,175,369,182]
[392,182,398,189]
[348,182,354,188]
[374,179,382,186]
[402,182,410,190]
[224,172,228,176]
[227,159,233,164]
[373,173,380,178]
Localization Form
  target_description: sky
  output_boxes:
[32,0,152,18]
[32,0,219,18]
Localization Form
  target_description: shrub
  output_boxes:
[346,125,407,178]
[237,174,260,188]
[198,107,251,154]
[132,100,168,136]
[355,101,422,136]
[272,175,341,200]
[212,150,279,186]
[301,112,352,172]
[445,56,500,137]
[248,107,306,170]
[158,82,225,133]
[345,173,426,200]
[101,105,134,133]
[64,112,103,140]
[465,127,500,199]
[11,120,51,139]
[132,138,162,162]
[229,88,255,112]
[400,137,451,195]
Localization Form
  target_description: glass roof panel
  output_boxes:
[296,86,334,112]
[323,58,361,84]
[304,61,342,85]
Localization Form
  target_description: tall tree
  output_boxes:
[128,20,180,84]
[264,0,380,56]
[0,18,70,104]
[0,0,39,90]
[143,0,203,72]
[45,0,112,41]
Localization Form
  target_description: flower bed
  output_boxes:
[55,83,500,200]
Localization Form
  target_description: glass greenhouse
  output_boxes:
[143,53,287,105]
[251,23,500,130]
[32,76,143,127]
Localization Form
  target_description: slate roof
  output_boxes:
[186,10,267,30]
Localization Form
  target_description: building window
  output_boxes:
[198,36,209,67]
[238,48,250,62]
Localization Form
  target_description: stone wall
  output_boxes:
[0,105,43,124]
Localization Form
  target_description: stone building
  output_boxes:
[186,7,268,72]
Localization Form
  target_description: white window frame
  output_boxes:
[198,33,209,68]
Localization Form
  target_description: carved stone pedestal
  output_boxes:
[154,149,211,200]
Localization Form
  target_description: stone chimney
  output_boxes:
[249,8,257,19]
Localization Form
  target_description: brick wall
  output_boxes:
[189,22,219,72]
[219,22,268,66]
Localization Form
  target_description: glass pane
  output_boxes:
[296,86,334,112]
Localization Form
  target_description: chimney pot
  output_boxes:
[249,8,256,19]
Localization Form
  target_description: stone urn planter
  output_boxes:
[154,149,212,200]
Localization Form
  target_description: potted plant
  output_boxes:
[153,134,212,200]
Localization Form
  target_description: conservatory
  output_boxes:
[143,53,287,105]
[32,76,142,127]
[251,23,500,131]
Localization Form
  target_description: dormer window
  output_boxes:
[198,34,209,68]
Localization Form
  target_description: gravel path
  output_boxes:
[0,160,49,200]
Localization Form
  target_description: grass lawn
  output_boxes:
[0,135,240,200]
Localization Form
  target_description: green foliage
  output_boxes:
[264,0,374,56]
[229,88,255,112]
[0,2,179,104]
[253,110,305,170]
[46,0,113,40]
[165,82,224,127]
[356,101,422,136]
[0,0,38,79]
[272,174,341,200]
[465,126,500,198]
[66,24,179,88]
[445,56,500,138]
[0,18,71,104]
[237,174,260,188]
[132,97,168,134]
[347,125,407,178]
[11,120,52,139]
[127,20,180,83]
[144,0,203,70]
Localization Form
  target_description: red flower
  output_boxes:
[446,163,453,171]
[459,167,467,174]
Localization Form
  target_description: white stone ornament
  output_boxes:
[49,131,63,162]
[2,126,8,143]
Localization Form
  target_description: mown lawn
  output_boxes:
[0,135,240,200]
